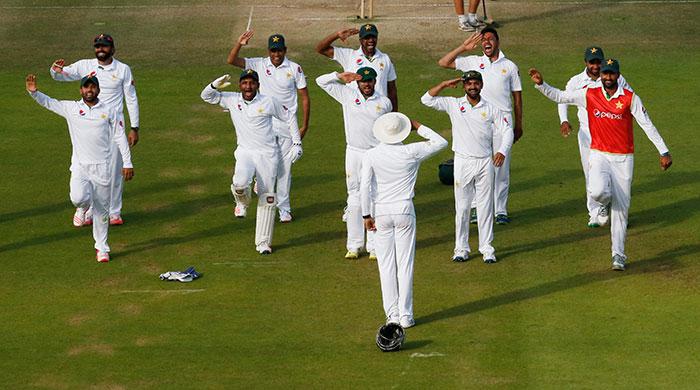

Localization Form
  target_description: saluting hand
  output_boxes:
[410,119,422,131]
[528,68,543,85]
[51,59,65,73]
[25,74,37,92]
[337,28,359,42]
[444,77,462,89]
[337,72,362,84]
[238,30,254,45]
[461,32,481,51]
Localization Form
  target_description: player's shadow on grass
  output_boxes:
[416,244,697,326]
[117,222,245,257]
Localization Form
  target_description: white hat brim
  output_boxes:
[372,112,411,144]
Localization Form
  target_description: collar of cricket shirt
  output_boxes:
[265,56,290,69]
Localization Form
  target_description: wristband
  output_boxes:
[362,215,372,219]
[661,152,670,157]
[131,127,139,132]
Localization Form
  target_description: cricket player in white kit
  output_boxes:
[227,30,310,223]
[530,60,672,271]
[558,46,631,228]
[316,68,393,260]
[26,74,134,263]
[422,71,514,263]
[438,27,522,225]
[200,70,303,254]
[361,113,448,328]
[50,33,139,226]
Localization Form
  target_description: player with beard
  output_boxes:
[438,27,522,226]
[26,74,134,263]
[316,68,393,260]
[50,34,139,227]
[530,60,672,271]
[422,71,513,264]
[226,30,309,223]
[200,70,303,254]
[558,47,632,228]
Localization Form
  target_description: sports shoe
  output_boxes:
[458,21,478,32]
[96,250,110,263]
[109,214,124,226]
[612,254,626,271]
[279,210,293,223]
[369,251,377,261]
[484,256,497,264]
[452,251,469,262]
[400,317,415,329]
[257,243,272,255]
[597,204,610,226]
[341,206,348,222]
[345,250,359,260]
[587,215,600,228]
[386,316,400,325]
[495,214,510,225]
[470,208,478,224]
[468,15,487,27]
[73,208,87,227]
[234,204,247,218]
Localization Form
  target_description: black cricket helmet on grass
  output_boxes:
[376,323,405,352]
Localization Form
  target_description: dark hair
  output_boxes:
[481,27,499,41]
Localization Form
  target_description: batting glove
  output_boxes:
[290,143,303,164]
[211,74,231,90]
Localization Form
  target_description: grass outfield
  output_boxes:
[1,0,699,388]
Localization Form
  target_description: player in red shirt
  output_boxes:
[528,59,672,271]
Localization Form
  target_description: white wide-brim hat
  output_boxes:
[372,112,411,144]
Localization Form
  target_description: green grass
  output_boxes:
[1,1,699,388]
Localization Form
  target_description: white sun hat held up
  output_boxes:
[372,112,411,144]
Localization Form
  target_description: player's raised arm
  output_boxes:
[49,59,82,81]
[410,121,448,161]
[227,30,254,68]
[315,71,358,104]
[200,74,231,105]
[438,32,481,69]
[26,74,68,117]
[530,68,586,107]
[316,28,359,58]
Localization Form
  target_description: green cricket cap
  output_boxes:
[584,46,604,62]
[356,67,377,81]
[601,58,620,74]
[80,75,99,87]
[359,24,378,38]
[461,70,483,82]
[240,69,259,81]
[268,34,286,50]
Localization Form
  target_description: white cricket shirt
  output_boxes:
[245,57,307,138]
[421,92,514,158]
[454,50,521,113]
[30,91,132,168]
[316,72,393,151]
[331,46,397,96]
[50,58,139,127]
[360,125,448,217]
[200,85,300,155]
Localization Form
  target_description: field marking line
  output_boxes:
[2,1,698,9]
[119,289,205,294]
[410,352,447,358]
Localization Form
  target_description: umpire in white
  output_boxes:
[360,113,448,328]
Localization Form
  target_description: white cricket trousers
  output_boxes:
[454,154,495,258]
[578,129,604,219]
[232,148,278,197]
[588,150,633,260]
[109,112,126,216]
[346,147,375,252]
[375,214,416,322]
[471,112,512,216]
[70,163,111,252]
[275,135,294,214]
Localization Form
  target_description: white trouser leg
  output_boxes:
[609,154,633,259]
[393,214,416,320]
[231,148,257,207]
[109,113,125,216]
[578,129,601,218]
[375,215,399,321]
[253,150,279,248]
[275,136,294,214]
[474,159,495,258]
[346,148,366,251]
[493,130,511,216]
[453,155,479,256]
[72,164,111,252]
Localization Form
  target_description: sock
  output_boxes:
[458,14,467,24]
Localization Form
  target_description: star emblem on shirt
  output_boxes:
[258,107,264,113]
[615,101,624,109]
[100,113,107,119]
[375,104,382,112]
[501,68,507,75]
[481,111,487,119]
[286,72,292,79]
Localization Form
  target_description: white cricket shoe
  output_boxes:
[458,21,478,32]
[597,204,610,226]
[257,243,272,255]
[612,254,626,271]
[96,250,110,263]
[234,204,247,218]
[73,208,92,227]
[109,214,123,226]
[368,251,377,261]
[279,210,293,223]
[344,250,359,260]
[400,316,415,329]
[587,215,600,228]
